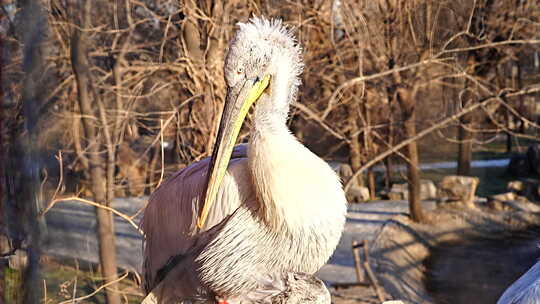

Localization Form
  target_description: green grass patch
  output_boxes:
[1,262,144,303]
[421,166,512,197]
[3,267,23,304]
[41,261,143,304]
[383,166,512,198]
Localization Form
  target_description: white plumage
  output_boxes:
[141,17,347,303]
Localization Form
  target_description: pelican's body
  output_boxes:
[141,18,347,303]
[497,260,540,304]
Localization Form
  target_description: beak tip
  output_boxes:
[196,213,207,229]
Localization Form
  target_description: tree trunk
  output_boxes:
[364,100,376,199]
[348,86,365,188]
[367,168,376,199]
[4,1,49,302]
[497,64,513,153]
[70,1,120,303]
[504,93,512,153]
[457,120,473,176]
[397,88,426,223]
[349,132,365,187]
[384,157,393,189]
[457,56,476,176]
[148,144,161,191]
[457,85,473,176]
[505,120,513,154]
[512,61,525,133]
[385,94,395,190]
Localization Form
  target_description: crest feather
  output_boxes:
[235,17,302,72]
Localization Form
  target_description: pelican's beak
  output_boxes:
[197,75,271,228]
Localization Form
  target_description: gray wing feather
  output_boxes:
[498,260,540,304]
[140,144,255,292]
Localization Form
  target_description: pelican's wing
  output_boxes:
[497,260,540,304]
[141,209,326,304]
[141,213,235,304]
[140,144,256,292]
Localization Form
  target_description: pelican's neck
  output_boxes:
[247,120,299,231]
[246,59,344,233]
[253,63,296,134]
[247,115,345,234]
[248,62,300,229]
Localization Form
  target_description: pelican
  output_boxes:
[497,260,540,304]
[141,17,347,303]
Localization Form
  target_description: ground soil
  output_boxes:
[42,197,540,303]
[424,231,540,304]
[330,285,382,304]
[368,203,540,304]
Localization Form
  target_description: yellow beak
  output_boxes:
[197,75,271,229]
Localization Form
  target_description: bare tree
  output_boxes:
[396,87,426,222]
[1,1,539,300]
[457,68,476,176]
[2,0,49,302]
[70,1,120,303]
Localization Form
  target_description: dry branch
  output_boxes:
[344,85,540,192]
[41,196,143,235]
[57,271,130,304]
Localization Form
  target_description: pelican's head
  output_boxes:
[224,18,303,116]
[197,17,303,228]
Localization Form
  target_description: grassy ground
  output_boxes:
[1,260,144,304]
[389,132,540,198]
[42,261,143,303]
[421,166,512,197]
[384,165,512,198]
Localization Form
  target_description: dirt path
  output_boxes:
[369,206,540,304]
[43,198,436,302]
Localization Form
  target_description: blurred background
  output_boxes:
[1,0,540,303]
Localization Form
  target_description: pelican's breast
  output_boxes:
[248,130,347,271]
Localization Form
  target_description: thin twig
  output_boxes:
[364,261,385,302]
[71,259,78,303]
[50,151,65,201]
[344,85,540,192]
[293,103,348,142]
[441,39,540,55]
[43,279,48,304]
[57,272,129,304]
[324,58,447,119]
[157,118,165,188]
[352,241,365,283]
[41,196,143,235]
